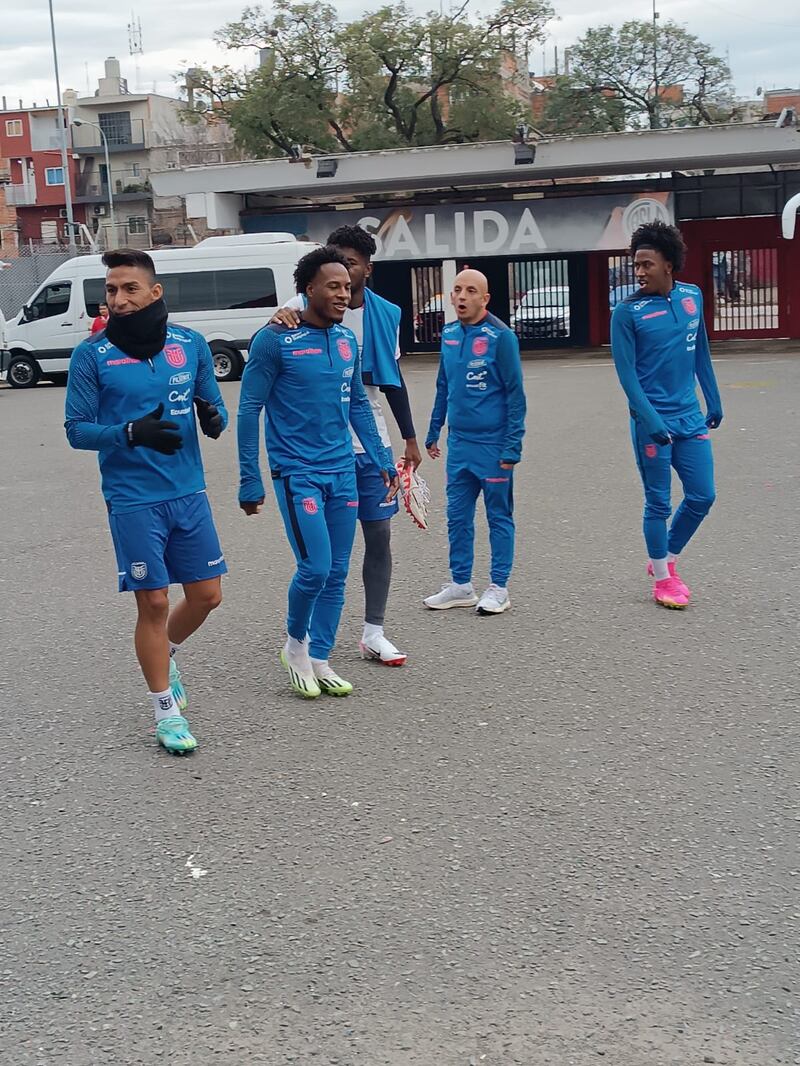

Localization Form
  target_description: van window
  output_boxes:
[84,278,106,317]
[83,267,277,316]
[27,281,72,320]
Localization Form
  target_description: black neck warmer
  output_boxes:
[105,298,169,360]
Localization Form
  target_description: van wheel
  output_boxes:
[211,345,243,382]
[8,355,40,389]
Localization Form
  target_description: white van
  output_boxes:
[4,234,318,389]
[0,308,9,382]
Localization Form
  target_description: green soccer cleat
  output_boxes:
[155,715,198,754]
[169,657,188,712]
[280,650,322,699]
[312,665,353,697]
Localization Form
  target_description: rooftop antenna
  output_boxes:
[128,12,143,91]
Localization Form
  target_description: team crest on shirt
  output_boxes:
[131,561,148,580]
[337,338,353,362]
[165,344,187,368]
[681,296,697,316]
[302,497,318,515]
[472,337,489,356]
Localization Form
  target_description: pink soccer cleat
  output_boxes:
[647,561,690,599]
[652,576,690,610]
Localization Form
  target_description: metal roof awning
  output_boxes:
[151,122,800,202]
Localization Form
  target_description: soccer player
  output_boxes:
[65,248,228,753]
[238,246,399,698]
[271,225,420,667]
[610,221,722,609]
[424,269,526,615]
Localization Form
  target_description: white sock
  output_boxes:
[169,641,182,658]
[284,635,312,670]
[453,580,474,591]
[650,557,670,581]
[363,622,383,641]
[151,688,177,721]
[310,656,337,680]
[667,553,678,565]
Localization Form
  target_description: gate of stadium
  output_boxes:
[372,254,590,353]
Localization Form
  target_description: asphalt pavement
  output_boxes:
[1,353,798,1065]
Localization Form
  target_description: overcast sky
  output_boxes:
[2,0,796,111]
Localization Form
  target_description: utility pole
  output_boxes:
[652,0,660,129]
[48,0,76,253]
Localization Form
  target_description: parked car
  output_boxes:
[609,282,639,308]
[414,294,445,345]
[510,286,570,340]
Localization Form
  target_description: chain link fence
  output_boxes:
[0,242,96,319]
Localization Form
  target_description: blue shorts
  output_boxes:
[355,452,399,523]
[109,492,227,592]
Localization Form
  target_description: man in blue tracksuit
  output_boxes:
[238,246,399,698]
[271,224,420,667]
[424,269,526,615]
[65,248,227,753]
[611,221,722,609]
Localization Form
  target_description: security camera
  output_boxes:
[775,107,796,128]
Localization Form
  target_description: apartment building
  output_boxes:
[0,104,86,247]
[0,57,236,252]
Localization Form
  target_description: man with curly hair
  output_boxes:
[611,221,723,609]
[271,224,420,667]
[238,246,399,698]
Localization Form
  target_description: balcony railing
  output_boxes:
[72,117,147,154]
[4,184,37,206]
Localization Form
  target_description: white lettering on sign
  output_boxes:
[473,211,510,254]
[509,208,546,252]
[424,212,449,256]
[454,211,467,256]
[383,216,421,258]
[357,207,547,259]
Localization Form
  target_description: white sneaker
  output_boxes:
[360,630,407,666]
[423,582,479,610]
[476,584,511,615]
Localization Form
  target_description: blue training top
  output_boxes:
[610,282,722,439]
[237,320,393,503]
[64,324,228,514]
[425,312,527,463]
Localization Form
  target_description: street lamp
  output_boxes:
[72,119,116,243]
[47,0,76,252]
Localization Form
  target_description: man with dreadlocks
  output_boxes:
[611,221,723,609]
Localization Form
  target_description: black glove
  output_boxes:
[126,403,183,455]
[194,396,223,439]
[651,430,672,446]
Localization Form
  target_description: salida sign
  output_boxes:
[359,208,546,259]
[255,193,673,261]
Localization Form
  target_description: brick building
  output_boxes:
[0,106,86,246]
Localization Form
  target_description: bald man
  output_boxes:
[424,270,527,614]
